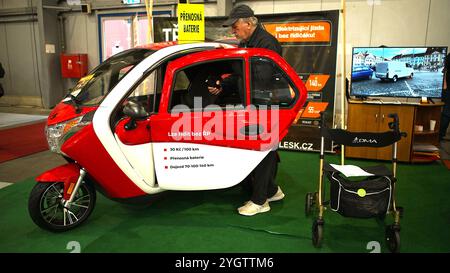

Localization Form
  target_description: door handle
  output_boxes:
[240,124,264,136]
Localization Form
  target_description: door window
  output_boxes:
[250,57,297,107]
[170,59,245,112]
[125,69,160,113]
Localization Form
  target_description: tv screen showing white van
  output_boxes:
[350,47,448,98]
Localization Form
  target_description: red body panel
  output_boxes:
[36,163,80,200]
[60,124,146,199]
[47,103,97,125]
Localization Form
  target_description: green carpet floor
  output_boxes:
[0,151,449,253]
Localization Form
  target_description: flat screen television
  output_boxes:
[350,46,448,99]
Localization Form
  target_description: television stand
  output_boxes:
[346,101,444,163]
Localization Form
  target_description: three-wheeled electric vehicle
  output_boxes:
[28,42,307,232]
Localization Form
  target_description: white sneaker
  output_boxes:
[267,187,285,202]
[238,200,270,216]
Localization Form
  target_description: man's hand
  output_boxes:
[207,80,223,95]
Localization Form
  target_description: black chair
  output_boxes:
[305,113,407,253]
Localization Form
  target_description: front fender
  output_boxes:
[36,163,81,200]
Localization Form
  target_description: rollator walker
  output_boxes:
[305,113,406,253]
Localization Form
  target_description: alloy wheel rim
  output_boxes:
[39,182,91,227]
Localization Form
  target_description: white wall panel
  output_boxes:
[426,0,450,46]
[321,0,341,10]
[371,0,430,46]
[240,1,274,14]
[345,0,373,48]
[273,0,322,13]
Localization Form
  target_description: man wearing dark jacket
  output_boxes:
[208,5,284,216]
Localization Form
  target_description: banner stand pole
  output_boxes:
[145,0,154,44]
[340,0,347,165]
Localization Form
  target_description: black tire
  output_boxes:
[312,219,324,248]
[28,181,96,232]
[392,76,398,82]
[385,225,401,253]
[305,192,314,216]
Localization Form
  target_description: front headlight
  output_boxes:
[46,114,92,154]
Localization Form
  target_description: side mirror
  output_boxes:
[123,100,149,130]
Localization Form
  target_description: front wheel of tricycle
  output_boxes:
[28,181,96,232]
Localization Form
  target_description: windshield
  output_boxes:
[68,48,155,106]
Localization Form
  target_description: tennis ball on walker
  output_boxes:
[357,189,366,197]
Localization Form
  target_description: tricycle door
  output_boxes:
[248,55,306,148]
[150,49,306,191]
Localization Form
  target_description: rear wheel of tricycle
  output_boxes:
[28,181,96,232]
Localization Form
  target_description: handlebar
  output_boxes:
[388,113,407,137]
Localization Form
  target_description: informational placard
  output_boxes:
[154,10,339,152]
[177,4,205,44]
[264,21,331,43]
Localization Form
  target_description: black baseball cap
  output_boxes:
[222,4,255,27]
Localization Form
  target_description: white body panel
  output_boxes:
[115,135,155,187]
[153,142,269,190]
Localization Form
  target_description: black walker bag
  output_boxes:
[327,171,392,218]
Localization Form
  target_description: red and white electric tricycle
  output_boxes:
[28,42,307,232]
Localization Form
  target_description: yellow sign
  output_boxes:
[177,4,205,44]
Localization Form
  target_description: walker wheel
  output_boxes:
[312,219,324,248]
[397,206,404,218]
[305,192,314,216]
[385,224,401,253]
